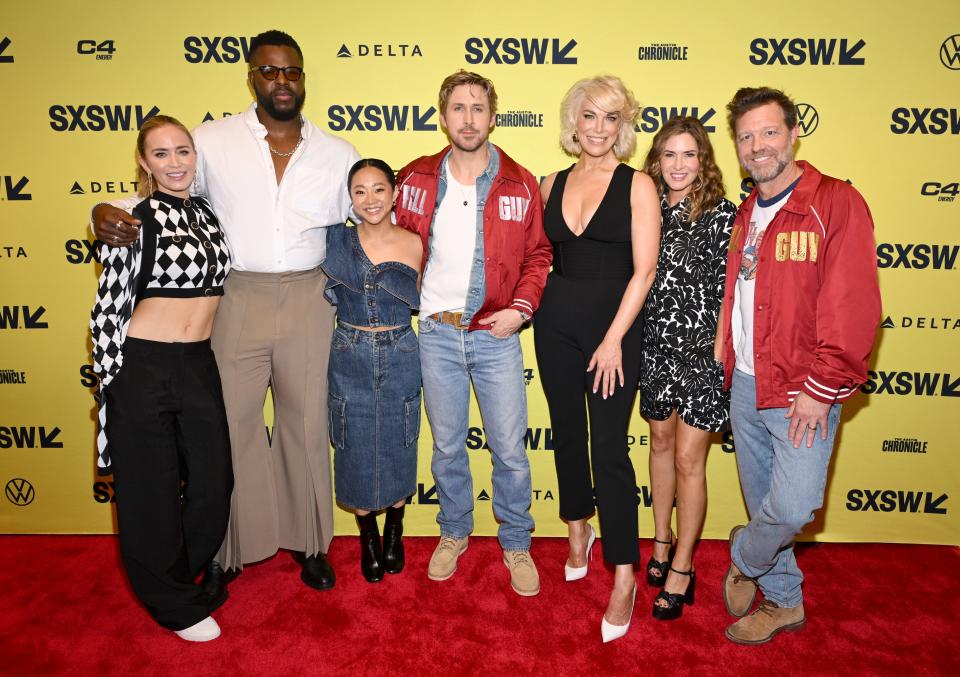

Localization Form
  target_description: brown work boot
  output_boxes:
[427,536,468,581]
[723,525,758,617]
[503,549,540,597]
[725,599,805,645]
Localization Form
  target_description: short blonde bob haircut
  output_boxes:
[559,75,639,160]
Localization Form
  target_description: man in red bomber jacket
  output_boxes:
[394,70,551,597]
[718,87,881,645]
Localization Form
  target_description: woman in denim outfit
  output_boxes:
[321,159,423,583]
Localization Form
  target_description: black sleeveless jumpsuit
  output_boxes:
[533,163,642,565]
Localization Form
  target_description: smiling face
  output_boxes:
[137,124,196,197]
[350,165,395,227]
[734,101,799,186]
[575,99,621,158]
[659,132,701,198]
[248,44,306,122]
[439,84,493,153]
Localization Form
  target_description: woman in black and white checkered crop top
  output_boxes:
[89,115,232,643]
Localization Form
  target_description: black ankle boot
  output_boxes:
[383,505,405,574]
[357,512,384,583]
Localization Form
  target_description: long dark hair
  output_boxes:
[347,158,396,190]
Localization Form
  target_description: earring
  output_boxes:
[572,131,579,143]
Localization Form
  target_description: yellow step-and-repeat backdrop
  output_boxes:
[1,1,958,545]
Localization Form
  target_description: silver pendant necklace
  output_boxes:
[269,136,303,158]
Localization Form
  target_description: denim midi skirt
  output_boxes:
[327,323,421,510]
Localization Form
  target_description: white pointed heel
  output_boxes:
[601,585,637,643]
[174,616,221,642]
[564,524,596,582]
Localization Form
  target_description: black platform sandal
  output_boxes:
[645,534,674,587]
[651,567,696,621]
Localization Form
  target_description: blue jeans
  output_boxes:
[418,316,534,550]
[729,370,841,608]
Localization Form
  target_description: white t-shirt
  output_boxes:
[732,182,796,375]
[419,167,477,316]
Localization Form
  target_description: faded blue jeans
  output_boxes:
[418,316,534,551]
[729,369,842,608]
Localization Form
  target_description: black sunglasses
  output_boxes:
[248,65,304,81]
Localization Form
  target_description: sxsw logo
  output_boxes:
[77,39,116,60]
[0,36,13,63]
[183,36,253,63]
[49,105,160,131]
[2,176,31,200]
[93,481,117,503]
[637,106,716,133]
[890,108,960,135]
[0,426,63,449]
[464,37,577,65]
[876,243,959,270]
[940,34,960,70]
[407,482,439,505]
[336,43,423,58]
[861,371,960,397]
[327,105,437,132]
[80,364,97,389]
[0,306,48,329]
[795,103,819,137]
[0,369,27,385]
[1,246,27,259]
[749,37,865,65]
[880,315,959,331]
[69,179,139,195]
[920,181,958,202]
[845,489,947,515]
[467,426,555,451]
[6,479,34,506]
[65,239,97,264]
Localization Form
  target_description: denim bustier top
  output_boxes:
[321,223,419,327]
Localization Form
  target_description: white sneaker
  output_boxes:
[174,616,221,642]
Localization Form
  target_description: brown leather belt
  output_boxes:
[426,311,469,329]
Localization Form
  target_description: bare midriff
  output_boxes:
[126,296,221,342]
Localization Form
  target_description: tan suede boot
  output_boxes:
[725,600,806,645]
[723,525,758,617]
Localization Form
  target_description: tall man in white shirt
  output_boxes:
[93,31,359,600]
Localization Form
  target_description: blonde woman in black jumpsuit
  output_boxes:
[535,76,660,643]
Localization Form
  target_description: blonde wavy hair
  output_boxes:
[135,115,194,197]
[559,76,639,161]
[641,116,726,223]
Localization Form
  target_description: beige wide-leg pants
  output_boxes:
[210,267,334,569]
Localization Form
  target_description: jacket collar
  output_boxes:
[408,142,527,186]
[738,159,822,217]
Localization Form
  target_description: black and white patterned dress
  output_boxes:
[640,194,736,431]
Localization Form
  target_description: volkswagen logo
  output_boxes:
[940,34,960,70]
[5,478,35,506]
[796,103,819,138]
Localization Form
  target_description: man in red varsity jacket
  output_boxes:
[718,86,881,645]
[394,70,551,597]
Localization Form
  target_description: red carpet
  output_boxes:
[1,535,957,675]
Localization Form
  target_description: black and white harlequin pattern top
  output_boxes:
[90,192,231,474]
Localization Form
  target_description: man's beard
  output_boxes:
[257,88,306,122]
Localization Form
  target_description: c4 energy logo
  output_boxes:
[877,243,959,270]
[77,39,115,60]
[336,43,423,58]
[183,36,252,63]
[0,305,47,329]
[637,43,688,61]
[49,105,160,131]
[5,479,34,506]
[749,37,865,65]
[0,426,63,448]
[920,181,958,203]
[881,314,959,330]
[890,108,960,135]
[846,489,947,514]
[0,36,14,63]
[796,103,819,137]
[328,105,436,132]
[861,371,960,397]
[2,176,31,200]
[464,37,577,65]
[637,106,716,133]
[940,34,960,70]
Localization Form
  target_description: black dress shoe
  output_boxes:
[202,561,239,612]
[357,513,385,583]
[300,552,336,590]
[383,505,405,575]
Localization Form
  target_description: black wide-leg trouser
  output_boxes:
[105,337,233,631]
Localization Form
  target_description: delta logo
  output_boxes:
[876,243,959,270]
[861,371,960,397]
[336,43,422,58]
[880,315,959,331]
[49,104,160,132]
[1,245,27,260]
[0,306,48,330]
[464,37,577,65]
[2,176,31,200]
[183,36,253,63]
[846,488,947,515]
[327,105,437,132]
[920,181,958,203]
[890,108,960,135]
[0,426,63,449]
[636,106,716,133]
[68,179,139,196]
[749,37,865,66]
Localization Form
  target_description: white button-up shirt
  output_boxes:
[191,104,359,272]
